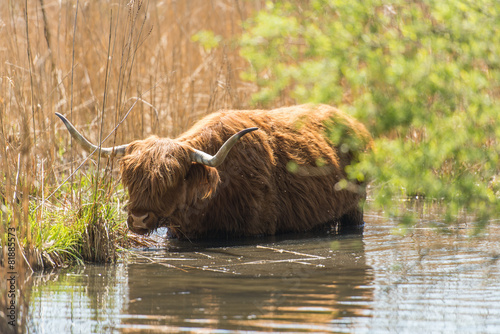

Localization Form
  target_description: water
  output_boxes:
[28,213,500,333]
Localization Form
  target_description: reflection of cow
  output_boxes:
[56,104,372,239]
[124,234,374,331]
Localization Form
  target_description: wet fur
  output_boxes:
[120,104,372,239]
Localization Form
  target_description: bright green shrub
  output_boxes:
[240,0,500,228]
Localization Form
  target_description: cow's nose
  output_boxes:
[127,211,159,235]
[127,212,150,234]
[131,213,149,227]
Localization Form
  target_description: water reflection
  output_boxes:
[29,264,127,333]
[123,234,373,332]
[364,214,500,333]
[28,215,500,333]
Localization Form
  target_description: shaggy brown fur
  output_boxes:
[120,104,372,239]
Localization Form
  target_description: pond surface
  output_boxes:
[28,213,500,333]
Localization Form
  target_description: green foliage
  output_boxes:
[240,0,500,226]
[191,30,223,52]
[26,170,125,268]
[34,210,86,266]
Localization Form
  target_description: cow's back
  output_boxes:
[179,104,371,237]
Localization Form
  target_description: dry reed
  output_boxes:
[0,0,262,331]
[1,0,261,264]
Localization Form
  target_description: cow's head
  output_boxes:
[55,113,257,235]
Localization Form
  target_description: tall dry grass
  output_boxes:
[0,0,262,331]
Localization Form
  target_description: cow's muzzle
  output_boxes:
[127,211,159,235]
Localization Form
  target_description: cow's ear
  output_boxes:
[186,164,220,200]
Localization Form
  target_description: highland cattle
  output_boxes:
[56,104,372,239]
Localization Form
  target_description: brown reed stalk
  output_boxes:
[0,0,262,273]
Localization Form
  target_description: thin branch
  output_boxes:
[69,0,79,200]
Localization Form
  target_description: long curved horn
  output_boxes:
[55,112,128,157]
[190,127,258,167]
